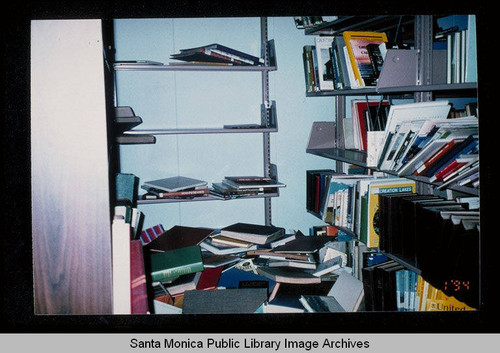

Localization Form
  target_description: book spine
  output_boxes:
[151,262,204,282]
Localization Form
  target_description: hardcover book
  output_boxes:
[149,245,204,283]
[182,288,268,314]
[366,179,416,248]
[142,176,208,193]
[343,31,388,87]
[220,222,285,245]
[145,225,215,252]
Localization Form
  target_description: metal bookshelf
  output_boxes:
[303,15,480,309]
[113,18,279,225]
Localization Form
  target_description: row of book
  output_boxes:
[303,31,388,92]
[307,171,417,248]
[377,192,479,308]
[362,259,476,312]
[140,175,286,201]
[369,101,479,190]
[434,14,477,84]
[137,222,371,314]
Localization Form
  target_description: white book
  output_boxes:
[112,216,131,314]
[377,101,451,169]
[314,36,335,91]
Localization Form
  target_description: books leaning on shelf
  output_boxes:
[170,43,264,66]
[370,101,479,190]
[302,31,388,92]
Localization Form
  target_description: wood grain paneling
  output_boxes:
[31,20,113,314]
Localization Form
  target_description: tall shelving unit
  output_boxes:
[303,15,480,308]
[112,17,279,226]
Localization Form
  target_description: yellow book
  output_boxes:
[343,31,388,87]
[366,179,416,248]
[427,290,476,311]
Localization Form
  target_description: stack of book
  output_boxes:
[303,30,388,92]
[211,176,286,199]
[170,43,264,66]
[141,176,210,200]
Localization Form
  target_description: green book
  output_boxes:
[150,245,204,282]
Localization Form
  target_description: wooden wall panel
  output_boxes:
[31,20,113,314]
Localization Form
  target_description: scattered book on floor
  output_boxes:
[200,237,258,255]
[299,295,345,313]
[140,224,165,245]
[149,245,204,283]
[144,225,215,252]
[182,288,269,314]
[220,222,285,245]
[201,253,241,268]
[256,266,322,285]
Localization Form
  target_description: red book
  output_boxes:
[130,240,148,314]
[415,139,462,176]
[429,159,467,182]
[197,266,224,290]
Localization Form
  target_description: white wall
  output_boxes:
[114,17,337,233]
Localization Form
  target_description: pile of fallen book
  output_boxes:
[135,222,364,314]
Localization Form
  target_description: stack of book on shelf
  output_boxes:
[362,259,476,312]
[370,101,479,190]
[211,176,286,199]
[170,43,264,66]
[141,176,210,200]
[303,31,388,92]
[377,191,479,309]
[306,170,416,248]
[114,106,156,145]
